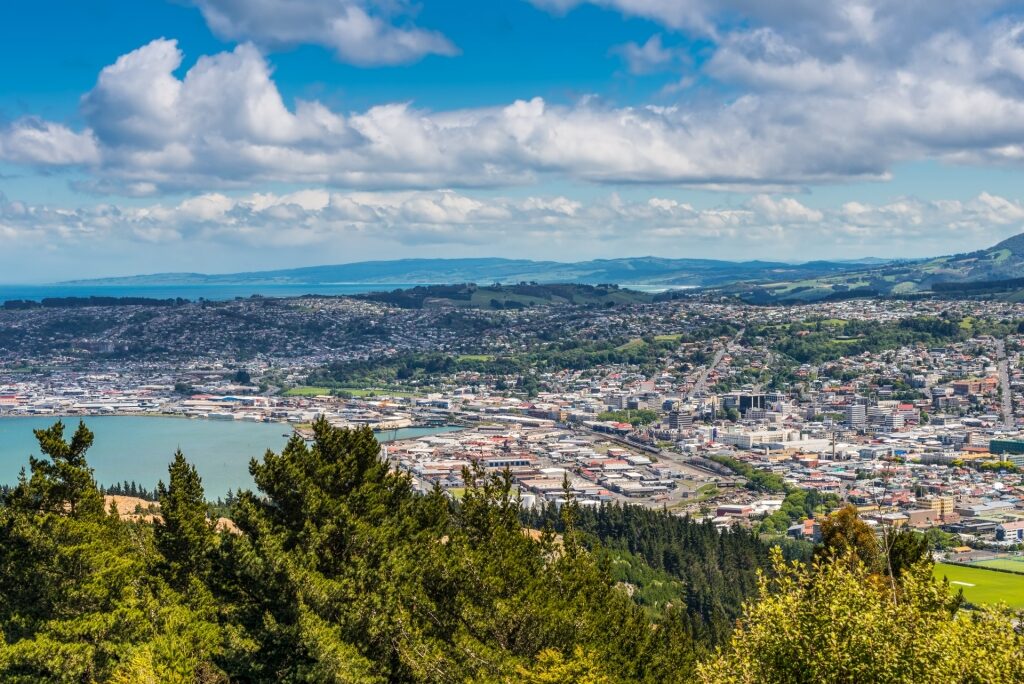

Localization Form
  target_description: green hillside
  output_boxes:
[719,231,1024,303]
[352,282,656,309]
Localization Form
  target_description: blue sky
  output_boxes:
[2,0,1024,280]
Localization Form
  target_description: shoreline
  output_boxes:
[0,411,289,424]
[0,417,463,498]
[0,411,463,435]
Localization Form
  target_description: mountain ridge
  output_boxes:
[61,255,885,289]
[57,230,1024,301]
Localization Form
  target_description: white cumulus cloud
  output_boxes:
[612,35,681,74]
[190,0,458,66]
[5,8,1024,193]
[0,118,100,166]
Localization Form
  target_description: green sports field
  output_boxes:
[283,386,333,396]
[972,558,1024,573]
[283,386,420,398]
[933,563,1024,608]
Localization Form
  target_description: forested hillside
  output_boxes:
[524,503,769,644]
[1,419,1022,682]
[0,419,704,682]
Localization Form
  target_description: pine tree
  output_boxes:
[0,424,225,681]
[886,528,933,579]
[6,419,104,518]
[155,450,214,587]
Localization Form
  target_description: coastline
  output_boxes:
[0,416,463,497]
[0,411,287,423]
[0,411,457,430]
[0,411,463,439]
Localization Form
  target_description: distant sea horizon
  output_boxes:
[0,282,426,303]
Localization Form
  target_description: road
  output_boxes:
[686,328,744,400]
[577,424,719,481]
[996,339,1014,428]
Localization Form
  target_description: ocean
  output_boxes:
[0,283,422,303]
[0,416,458,498]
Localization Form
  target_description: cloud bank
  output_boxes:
[1,5,1024,195]
[2,0,1024,277]
[2,189,1021,260]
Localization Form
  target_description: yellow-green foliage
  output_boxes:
[514,647,612,683]
[698,548,1024,683]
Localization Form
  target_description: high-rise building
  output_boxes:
[883,414,905,431]
[845,404,867,429]
[668,410,693,430]
[739,393,768,413]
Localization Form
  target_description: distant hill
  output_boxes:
[718,231,1024,303]
[351,283,657,309]
[61,231,1024,303]
[62,256,885,290]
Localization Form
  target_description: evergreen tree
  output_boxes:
[523,499,769,643]
[2,418,1019,681]
[212,418,414,680]
[0,421,224,682]
[212,419,690,682]
[155,449,214,587]
[6,420,103,518]
[886,528,932,579]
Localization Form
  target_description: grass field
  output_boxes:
[933,563,1024,608]
[283,386,332,396]
[465,291,552,308]
[283,386,420,398]
[615,338,646,351]
[694,483,719,501]
[456,354,496,362]
[369,390,421,398]
[972,558,1024,573]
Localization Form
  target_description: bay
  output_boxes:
[0,416,458,498]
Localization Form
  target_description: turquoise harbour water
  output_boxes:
[0,416,457,498]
